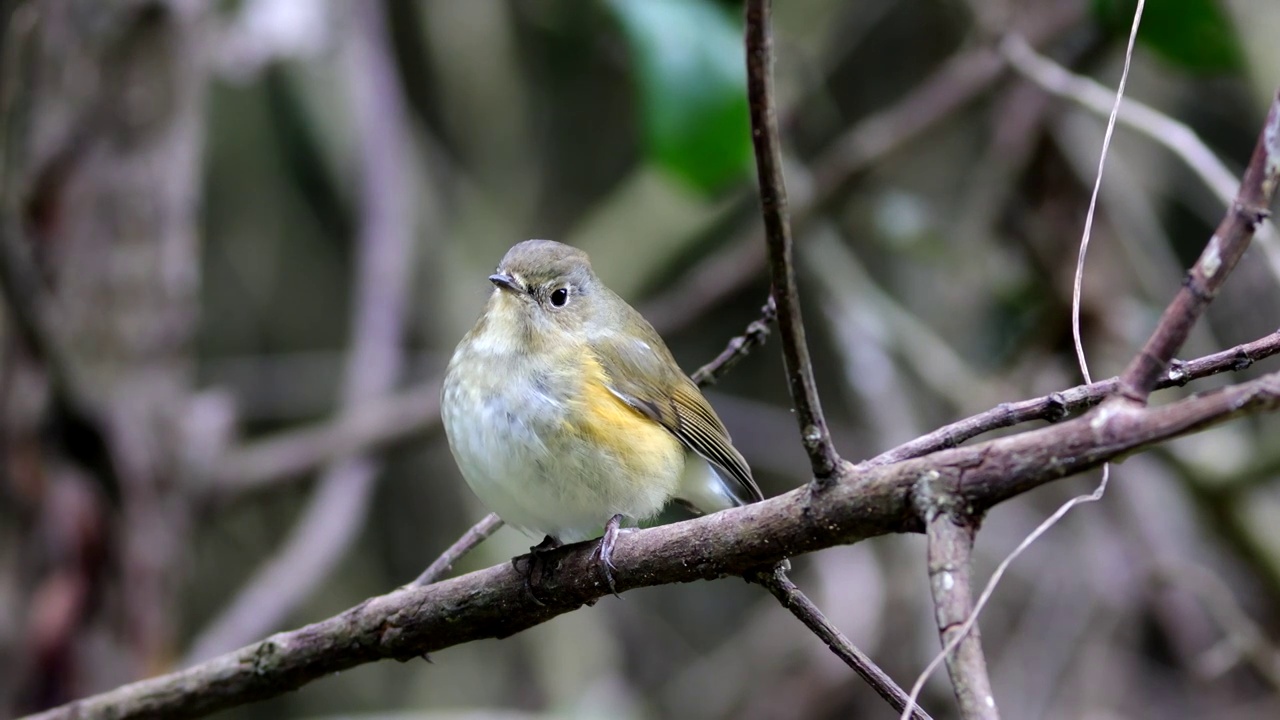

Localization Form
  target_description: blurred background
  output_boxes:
[1,0,1279,718]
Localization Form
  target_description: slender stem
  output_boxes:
[690,295,777,386]
[751,565,934,720]
[744,0,840,481]
[1116,90,1280,401]
[413,513,505,587]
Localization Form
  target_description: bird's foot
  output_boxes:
[512,535,563,606]
[592,514,625,597]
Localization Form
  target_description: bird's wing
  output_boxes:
[590,327,762,506]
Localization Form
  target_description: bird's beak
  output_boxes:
[489,272,520,292]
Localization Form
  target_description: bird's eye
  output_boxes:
[549,287,570,307]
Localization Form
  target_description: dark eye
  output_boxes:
[549,287,570,307]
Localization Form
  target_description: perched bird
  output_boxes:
[441,239,762,589]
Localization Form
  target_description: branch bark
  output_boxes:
[918,482,998,720]
[1117,90,1280,401]
[24,367,1280,720]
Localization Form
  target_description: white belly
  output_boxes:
[441,352,678,543]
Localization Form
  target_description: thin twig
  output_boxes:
[689,296,777,386]
[915,481,999,720]
[23,368,1280,720]
[865,329,1280,467]
[750,565,934,720]
[1117,90,1280,401]
[183,0,414,664]
[412,513,504,587]
[741,10,909,712]
[744,0,840,481]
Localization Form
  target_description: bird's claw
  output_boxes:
[593,514,624,597]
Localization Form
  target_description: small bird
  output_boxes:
[441,239,763,590]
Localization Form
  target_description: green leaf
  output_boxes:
[1092,0,1244,74]
[606,0,753,194]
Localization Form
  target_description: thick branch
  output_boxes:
[918,483,998,720]
[744,0,840,480]
[26,369,1280,720]
[1117,90,1280,400]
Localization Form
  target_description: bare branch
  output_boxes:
[1117,90,1280,401]
[412,513,504,587]
[689,296,777,387]
[744,0,840,481]
[866,330,1280,467]
[750,565,934,720]
[916,482,999,720]
[24,367,1280,720]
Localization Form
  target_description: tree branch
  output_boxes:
[1116,89,1280,401]
[744,0,840,481]
[917,482,998,720]
[867,330,1280,467]
[411,513,504,587]
[750,565,934,720]
[689,295,777,386]
[24,367,1280,720]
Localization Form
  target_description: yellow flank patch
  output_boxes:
[574,353,683,483]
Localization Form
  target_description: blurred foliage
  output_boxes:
[606,0,753,193]
[1094,0,1245,73]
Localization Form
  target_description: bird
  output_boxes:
[441,239,763,591]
